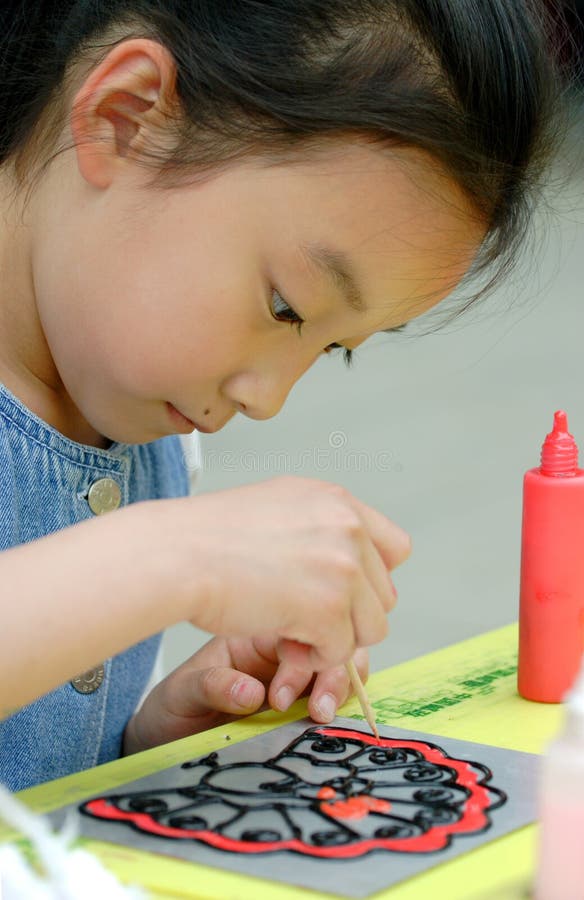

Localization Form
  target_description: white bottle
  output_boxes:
[535,658,584,900]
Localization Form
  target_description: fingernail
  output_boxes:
[232,679,259,709]
[315,693,336,722]
[275,686,294,712]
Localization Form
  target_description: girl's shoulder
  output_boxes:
[0,384,192,549]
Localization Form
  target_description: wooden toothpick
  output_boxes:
[345,659,379,741]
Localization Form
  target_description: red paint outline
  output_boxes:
[82,726,501,858]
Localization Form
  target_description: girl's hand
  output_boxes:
[123,636,369,755]
[176,477,410,671]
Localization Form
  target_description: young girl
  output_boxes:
[0,0,559,792]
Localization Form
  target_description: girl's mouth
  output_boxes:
[166,402,196,433]
[166,402,215,434]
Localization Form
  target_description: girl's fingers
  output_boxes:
[279,572,388,671]
[351,646,370,684]
[226,635,280,683]
[276,638,314,670]
[176,666,266,718]
[283,619,356,671]
[350,573,390,649]
[351,496,412,571]
[268,661,315,712]
[307,648,370,723]
[360,536,398,613]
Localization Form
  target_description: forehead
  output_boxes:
[260,141,485,329]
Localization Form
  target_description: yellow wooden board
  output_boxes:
[1,624,563,899]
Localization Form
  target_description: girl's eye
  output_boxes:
[271,290,353,366]
[271,290,304,334]
[324,343,354,367]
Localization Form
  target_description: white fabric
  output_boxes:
[0,782,144,899]
[179,430,203,491]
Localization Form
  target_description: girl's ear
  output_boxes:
[70,38,178,189]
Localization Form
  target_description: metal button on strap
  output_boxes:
[70,664,105,694]
[87,478,121,515]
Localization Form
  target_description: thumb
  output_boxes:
[183,666,266,717]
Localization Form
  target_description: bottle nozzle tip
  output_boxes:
[541,410,578,476]
[554,410,568,433]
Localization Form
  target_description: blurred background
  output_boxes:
[161,56,584,679]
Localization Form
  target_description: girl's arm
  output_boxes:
[1,478,409,718]
[0,499,196,717]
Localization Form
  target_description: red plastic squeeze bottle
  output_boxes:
[518,411,584,703]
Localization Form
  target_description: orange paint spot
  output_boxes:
[321,795,391,820]
[317,787,337,800]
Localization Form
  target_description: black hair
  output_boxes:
[0,0,569,301]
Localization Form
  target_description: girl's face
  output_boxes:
[26,141,484,446]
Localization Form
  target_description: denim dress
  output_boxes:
[0,384,190,791]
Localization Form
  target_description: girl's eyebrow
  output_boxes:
[300,241,366,313]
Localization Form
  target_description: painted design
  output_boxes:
[81,726,506,858]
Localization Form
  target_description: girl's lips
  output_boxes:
[166,402,196,433]
[166,402,214,433]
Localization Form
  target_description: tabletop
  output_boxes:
[1,624,564,900]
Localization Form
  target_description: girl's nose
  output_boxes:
[223,371,298,421]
